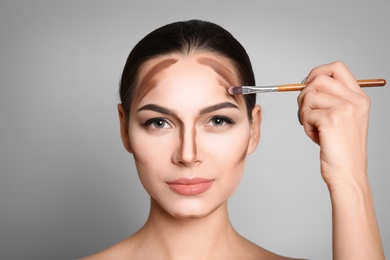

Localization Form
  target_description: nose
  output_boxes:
[172,124,200,166]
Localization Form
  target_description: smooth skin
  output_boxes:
[81,56,384,259]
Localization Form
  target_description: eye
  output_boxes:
[143,118,172,129]
[207,116,235,127]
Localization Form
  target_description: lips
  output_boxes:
[167,177,214,196]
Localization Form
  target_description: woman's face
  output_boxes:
[119,52,261,219]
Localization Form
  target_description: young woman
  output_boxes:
[82,20,384,259]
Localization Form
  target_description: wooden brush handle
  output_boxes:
[357,79,386,87]
[277,78,386,92]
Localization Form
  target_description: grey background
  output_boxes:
[0,1,389,259]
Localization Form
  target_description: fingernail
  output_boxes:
[297,109,303,125]
[301,77,307,84]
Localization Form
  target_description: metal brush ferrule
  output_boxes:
[242,86,277,94]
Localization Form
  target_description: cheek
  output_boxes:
[202,126,250,198]
[201,127,250,196]
[127,123,174,175]
[202,126,250,166]
[132,138,164,165]
[128,130,176,198]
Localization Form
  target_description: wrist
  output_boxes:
[327,174,372,208]
[321,159,368,194]
[327,172,384,260]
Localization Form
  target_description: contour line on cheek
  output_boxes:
[133,58,178,107]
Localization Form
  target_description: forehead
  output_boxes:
[133,53,240,106]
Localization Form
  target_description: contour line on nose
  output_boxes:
[174,124,199,166]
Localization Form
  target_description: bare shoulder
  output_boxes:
[237,236,305,260]
[79,236,138,260]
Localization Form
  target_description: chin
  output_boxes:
[169,209,213,220]
[163,197,225,220]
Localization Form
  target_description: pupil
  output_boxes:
[156,120,164,127]
[214,118,222,125]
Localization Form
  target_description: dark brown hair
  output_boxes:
[119,19,256,120]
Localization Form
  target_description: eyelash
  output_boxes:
[143,118,171,129]
[142,116,236,130]
[207,116,236,127]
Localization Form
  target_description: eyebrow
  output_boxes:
[137,102,239,116]
[199,102,238,115]
[137,104,175,116]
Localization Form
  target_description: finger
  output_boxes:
[297,75,362,109]
[298,90,345,132]
[299,90,343,112]
[298,89,346,143]
[298,90,370,143]
[297,76,341,110]
[297,109,302,125]
[305,61,361,93]
[300,109,326,145]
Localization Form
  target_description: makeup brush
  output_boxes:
[228,78,386,95]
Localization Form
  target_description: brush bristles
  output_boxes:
[228,86,242,95]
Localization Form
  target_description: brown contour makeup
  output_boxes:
[196,56,238,89]
[133,54,244,113]
[196,55,243,105]
[133,58,178,108]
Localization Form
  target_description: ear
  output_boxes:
[117,104,133,154]
[247,105,262,155]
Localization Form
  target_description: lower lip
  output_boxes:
[168,181,213,196]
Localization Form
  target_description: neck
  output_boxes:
[138,198,239,259]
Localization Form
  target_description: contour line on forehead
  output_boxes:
[196,55,238,87]
[196,55,241,104]
[134,57,178,107]
[134,54,240,109]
